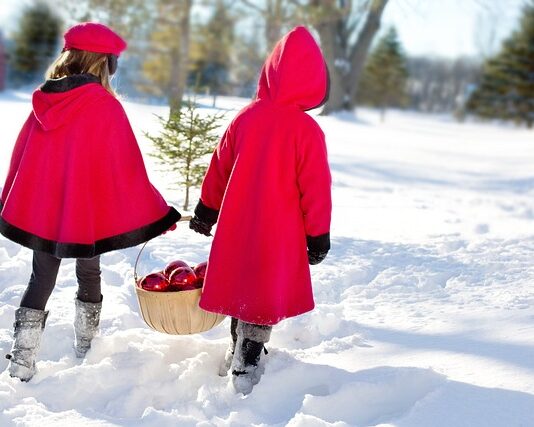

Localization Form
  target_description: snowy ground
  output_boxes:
[0,89,533,427]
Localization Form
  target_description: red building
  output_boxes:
[0,36,7,91]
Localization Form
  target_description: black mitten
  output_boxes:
[308,250,328,265]
[306,233,330,265]
[189,216,213,236]
[189,200,219,237]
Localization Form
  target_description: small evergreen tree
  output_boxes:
[467,3,534,128]
[11,2,62,84]
[359,27,409,121]
[146,99,223,210]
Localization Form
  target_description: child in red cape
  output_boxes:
[1,22,181,382]
[189,26,332,394]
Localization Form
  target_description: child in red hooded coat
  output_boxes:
[189,26,332,394]
[1,23,180,382]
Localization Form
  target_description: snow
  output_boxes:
[1,89,533,426]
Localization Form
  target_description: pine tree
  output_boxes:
[467,3,534,128]
[359,27,409,121]
[145,99,223,210]
[11,2,63,84]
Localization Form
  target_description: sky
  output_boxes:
[0,0,528,59]
[381,0,527,58]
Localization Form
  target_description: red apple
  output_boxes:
[163,260,190,278]
[168,266,197,291]
[138,272,169,292]
[193,262,208,280]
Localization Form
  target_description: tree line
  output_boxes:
[6,0,534,126]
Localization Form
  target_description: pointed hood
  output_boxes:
[32,74,108,131]
[256,26,328,111]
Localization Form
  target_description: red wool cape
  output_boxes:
[0,79,180,258]
[199,26,332,325]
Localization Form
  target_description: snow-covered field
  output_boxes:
[0,90,533,427]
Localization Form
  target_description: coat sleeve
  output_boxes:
[199,126,235,212]
[296,120,332,238]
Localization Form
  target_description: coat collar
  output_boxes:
[40,74,100,93]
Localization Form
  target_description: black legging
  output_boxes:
[20,251,102,310]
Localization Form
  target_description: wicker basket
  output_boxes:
[133,220,225,335]
[135,286,225,335]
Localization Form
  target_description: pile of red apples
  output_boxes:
[137,260,207,292]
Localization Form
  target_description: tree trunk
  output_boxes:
[314,2,347,115]
[265,0,284,50]
[184,185,190,211]
[169,46,182,114]
[321,64,347,114]
[316,0,389,114]
[347,0,389,109]
[169,0,192,115]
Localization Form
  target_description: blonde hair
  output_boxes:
[45,49,116,96]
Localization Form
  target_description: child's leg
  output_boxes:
[19,251,61,310]
[219,317,239,376]
[75,256,102,303]
[231,320,272,394]
[231,317,238,345]
[73,256,102,358]
[7,250,56,381]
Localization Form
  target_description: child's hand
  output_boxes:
[307,249,328,265]
[306,233,330,265]
[162,223,177,235]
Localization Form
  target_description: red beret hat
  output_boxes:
[63,22,127,56]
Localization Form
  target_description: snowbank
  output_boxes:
[0,91,533,426]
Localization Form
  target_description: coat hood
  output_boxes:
[256,26,328,111]
[32,74,107,131]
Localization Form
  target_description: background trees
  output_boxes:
[4,0,531,127]
[301,0,390,113]
[190,0,236,105]
[10,2,62,84]
[467,3,534,128]
[359,27,408,120]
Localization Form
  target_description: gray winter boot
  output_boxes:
[219,342,236,377]
[5,307,49,382]
[231,320,271,395]
[73,296,102,358]
[219,317,238,377]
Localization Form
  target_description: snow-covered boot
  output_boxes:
[74,296,102,358]
[231,321,271,395]
[219,317,238,376]
[5,307,49,382]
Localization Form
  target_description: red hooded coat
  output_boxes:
[198,26,332,325]
[0,75,180,258]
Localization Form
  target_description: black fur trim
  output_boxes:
[0,207,181,259]
[40,74,100,93]
[306,232,330,253]
[194,200,219,225]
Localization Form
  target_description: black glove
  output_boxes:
[189,216,213,236]
[189,200,219,237]
[307,233,330,265]
[308,250,328,265]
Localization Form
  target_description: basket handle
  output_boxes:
[134,215,192,283]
